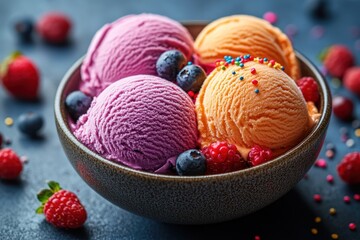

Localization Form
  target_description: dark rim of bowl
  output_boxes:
[55,51,332,182]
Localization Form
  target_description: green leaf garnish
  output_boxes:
[47,181,61,192]
[35,206,44,214]
[0,51,22,77]
[37,189,53,203]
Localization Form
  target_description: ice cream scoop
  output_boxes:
[196,56,315,158]
[81,14,194,96]
[194,15,300,80]
[74,75,198,172]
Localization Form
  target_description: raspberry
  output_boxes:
[37,12,71,44]
[323,45,354,78]
[337,152,360,184]
[296,77,319,103]
[201,141,247,174]
[0,148,23,180]
[332,96,353,121]
[248,145,273,166]
[37,181,87,228]
[344,67,360,96]
[187,91,198,103]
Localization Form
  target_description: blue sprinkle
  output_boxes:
[239,76,244,80]
[264,58,268,62]
[236,57,241,61]
[240,63,244,67]
[232,71,236,75]
[255,89,259,94]
[187,61,193,65]
[281,66,285,71]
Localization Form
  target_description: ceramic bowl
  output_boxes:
[54,23,332,225]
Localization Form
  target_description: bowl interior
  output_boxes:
[55,23,332,181]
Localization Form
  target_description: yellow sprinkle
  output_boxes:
[314,217,321,223]
[331,233,339,239]
[311,228,318,235]
[329,208,336,215]
[219,61,224,66]
[254,57,259,62]
[4,117,13,126]
[274,63,281,69]
[268,63,272,67]
[355,129,360,137]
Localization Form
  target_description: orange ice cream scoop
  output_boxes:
[194,15,300,80]
[195,57,315,158]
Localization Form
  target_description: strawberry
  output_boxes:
[344,67,360,96]
[201,141,248,174]
[323,45,354,78]
[337,152,360,184]
[296,77,319,103]
[37,12,71,44]
[0,148,23,180]
[36,181,87,229]
[0,52,40,100]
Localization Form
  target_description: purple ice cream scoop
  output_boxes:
[80,13,195,97]
[74,75,198,172]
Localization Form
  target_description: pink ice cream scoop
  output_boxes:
[80,14,195,96]
[74,75,198,172]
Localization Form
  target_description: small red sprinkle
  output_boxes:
[314,194,322,203]
[344,195,351,203]
[188,91,195,98]
[252,80,258,85]
[251,68,256,74]
[259,58,264,64]
[349,223,356,231]
[254,236,261,240]
[231,59,235,64]
[326,175,334,183]
[224,62,229,67]
[354,194,360,201]
[269,60,275,66]
[315,159,327,168]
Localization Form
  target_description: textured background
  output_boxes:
[0,0,360,239]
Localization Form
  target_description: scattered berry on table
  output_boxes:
[156,50,187,82]
[36,181,87,228]
[248,145,273,167]
[0,148,23,180]
[332,96,353,121]
[14,18,34,42]
[337,152,360,184]
[175,149,206,176]
[65,91,93,121]
[343,67,360,96]
[296,77,319,103]
[313,194,322,203]
[201,141,247,175]
[37,12,72,44]
[263,11,277,24]
[306,0,328,19]
[18,112,44,137]
[323,45,354,78]
[176,64,206,92]
[343,195,351,203]
[0,52,40,100]
[349,223,356,231]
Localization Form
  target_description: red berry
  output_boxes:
[201,141,247,174]
[0,148,23,180]
[37,181,87,228]
[344,67,360,96]
[332,96,353,121]
[248,145,273,166]
[0,52,40,100]
[37,12,71,44]
[337,152,360,184]
[323,45,354,78]
[296,77,319,103]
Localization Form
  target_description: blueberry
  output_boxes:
[18,112,44,137]
[156,50,187,82]
[65,91,93,121]
[176,149,206,176]
[306,0,328,19]
[176,65,206,92]
[14,18,34,41]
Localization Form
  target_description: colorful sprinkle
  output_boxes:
[232,71,236,75]
[311,228,318,235]
[346,139,355,147]
[349,223,356,231]
[331,233,339,239]
[326,149,335,159]
[252,80,258,85]
[240,63,244,67]
[344,196,351,203]
[315,159,327,168]
[187,61,193,65]
[4,117,14,126]
[315,217,322,223]
[250,68,256,74]
[254,89,260,94]
[326,175,334,183]
[354,194,360,201]
[263,58,268,62]
[314,194,322,203]
[355,129,360,137]
[329,208,336,215]
[239,76,244,80]
[263,11,278,24]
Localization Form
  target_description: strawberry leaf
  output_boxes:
[47,181,61,192]
[0,51,22,77]
[37,189,53,203]
[35,206,44,214]
[318,47,329,62]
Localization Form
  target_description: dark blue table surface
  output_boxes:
[1,0,360,239]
